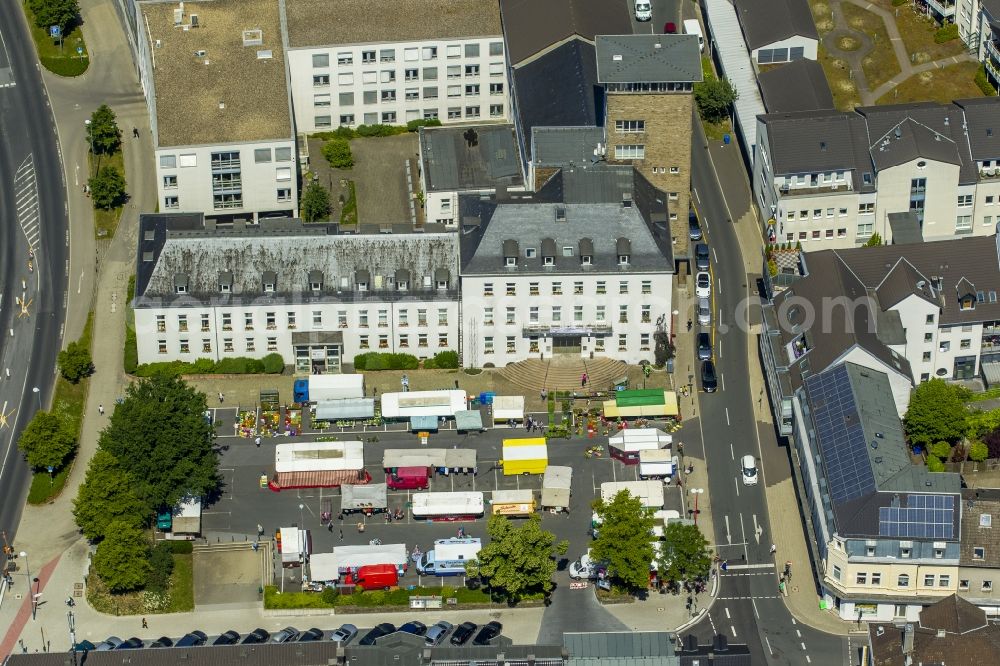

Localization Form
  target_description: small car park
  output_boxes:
[175,631,208,648]
[359,623,396,646]
[297,628,324,642]
[399,621,427,637]
[695,272,711,299]
[212,631,240,646]
[271,627,299,644]
[473,621,503,646]
[697,332,712,360]
[695,243,710,271]
[424,621,453,647]
[450,622,477,646]
[241,629,269,645]
[701,360,718,393]
[331,624,358,645]
[697,297,711,327]
[742,455,758,485]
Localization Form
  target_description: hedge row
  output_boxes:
[352,350,458,371]
[264,584,492,609]
[313,118,442,142]
[134,353,284,377]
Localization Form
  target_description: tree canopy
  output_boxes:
[91,520,152,593]
[301,181,331,222]
[87,104,121,155]
[73,449,145,541]
[591,490,656,591]
[322,137,353,168]
[18,411,75,470]
[656,523,712,585]
[97,374,218,516]
[29,0,79,32]
[903,379,969,448]
[467,515,567,603]
[864,232,883,247]
[694,76,738,123]
[58,340,94,383]
[88,166,127,210]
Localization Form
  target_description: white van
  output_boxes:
[634,1,652,22]
[683,19,705,53]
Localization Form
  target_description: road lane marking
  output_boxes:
[751,597,760,619]
[694,188,701,204]
[725,515,731,543]
[801,642,807,650]
[725,407,730,425]
[796,629,802,638]
[734,477,739,496]
[729,442,734,459]
[713,248,718,264]
[765,636,774,655]
[730,625,737,637]
[725,607,730,619]
[721,373,726,391]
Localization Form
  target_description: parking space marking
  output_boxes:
[734,477,739,497]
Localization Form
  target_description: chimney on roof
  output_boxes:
[622,192,633,208]
[902,623,915,654]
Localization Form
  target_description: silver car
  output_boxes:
[424,621,454,647]
[331,623,358,645]
[697,298,711,327]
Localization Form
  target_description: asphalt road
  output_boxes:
[0,1,70,542]
[627,0,681,34]
[685,116,851,664]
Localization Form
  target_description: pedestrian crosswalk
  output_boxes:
[14,155,40,251]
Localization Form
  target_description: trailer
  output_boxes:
[171,498,202,536]
[313,398,376,422]
[277,527,311,567]
[500,437,548,476]
[608,428,673,465]
[340,483,388,515]
[638,449,677,480]
[491,489,535,517]
[380,390,468,419]
[411,491,485,521]
[541,466,572,512]
[269,440,370,491]
[600,480,665,509]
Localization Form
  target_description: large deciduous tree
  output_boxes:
[656,523,712,586]
[29,0,79,33]
[88,166,127,210]
[591,490,656,591]
[694,76,738,123]
[301,181,331,222]
[467,515,567,603]
[87,104,121,155]
[91,520,152,593]
[73,450,145,541]
[97,375,218,516]
[903,379,969,448]
[18,411,75,470]
[57,340,94,383]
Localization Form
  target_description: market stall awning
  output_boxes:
[602,390,679,418]
[310,553,339,582]
[492,395,524,421]
[409,415,439,431]
[314,398,375,421]
[455,410,484,431]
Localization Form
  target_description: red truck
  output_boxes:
[386,466,430,490]
[341,564,399,591]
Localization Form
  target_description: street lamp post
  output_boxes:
[32,387,40,411]
[689,488,704,526]
[83,119,95,155]
[298,503,304,528]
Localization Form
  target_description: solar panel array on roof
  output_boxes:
[878,494,955,539]
[806,365,877,503]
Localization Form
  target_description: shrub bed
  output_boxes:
[353,352,419,371]
[314,119,442,142]
[423,350,459,369]
[134,353,284,377]
[264,584,511,610]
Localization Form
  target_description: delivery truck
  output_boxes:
[340,563,398,591]
[277,527,311,567]
[490,489,535,517]
[269,440,370,491]
[638,449,677,480]
[500,438,548,476]
[411,491,485,521]
[416,538,482,576]
[541,466,572,512]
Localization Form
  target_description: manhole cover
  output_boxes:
[658,608,665,612]
[792,586,799,593]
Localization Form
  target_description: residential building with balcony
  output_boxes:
[283,0,507,133]
[418,124,525,226]
[956,0,1000,83]
[754,98,1000,250]
[958,488,1000,613]
[733,0,819,65]
[458,165,674,367]
[134,214,459,372]
[136,0,297,222]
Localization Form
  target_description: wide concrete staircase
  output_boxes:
[499,357,628,393]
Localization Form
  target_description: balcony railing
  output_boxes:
[777,182,853,198]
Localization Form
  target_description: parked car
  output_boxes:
[74,641,98,652]
[95,637,123,651]
[664,21,677,33]
[697,332,712,360]
[149,638,173,649]
[331,624,358,645]
[697,297,711,327]
[473,621,503,646]
[688,212,702,240]
[742,455,759,485]
[450,622,477,646]
[117,638,144,650]
[175,631,208,648]
[695,243,710,271]
[359,623,396,646]
[424,621,453,647]
[298,628,324,642]
[695,271,711,299]
[213,631,240,646]
[399,621,427,637]
[701,360,718,393]
[241,629,269,645]
[271,627,300,644]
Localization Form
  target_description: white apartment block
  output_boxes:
[955,0,1000,90]
[283,0,508,133]
[754,99,1000,250]
[136,0,298,222]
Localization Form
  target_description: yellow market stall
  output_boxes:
[602,389,679,419]
[500,437,548,475]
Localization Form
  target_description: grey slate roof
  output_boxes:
[595,35,702,84]
[954,97,1000,161]
[873,257,935,310]
[886,211,923,245]
[531,126,606,168]
[563,631,675,661]
[136,215,459,305]
[760,110,874,179]
[757,59,834,113]
[499,0,632,66]
[733,0,819,50]
[419,124,523,192]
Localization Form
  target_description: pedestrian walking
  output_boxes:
[98,404,104,415]
[218,392,224,404]
[141,618,148,629]
[133,127,140,138]
[339,528,344,540]
[769,543,777,555]
[687,319,692,331]
[540,389,547,401]
[257,523,263,536]
[401,374,409,392]
[327,522,333,532]
[357,522,365,533]
[580,373,587,387]
[255,436,261,448]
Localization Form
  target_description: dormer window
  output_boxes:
[582,255,592,265]
[960,296,975,310]
[355,268,371,292]
[544,256,554,266]
[220,283,230,293]
[435,268,450,290]
[615,237,631,266]
[308,270,324,293]
[579,238,594,266]
[395,269,411,292]
[502,239,519,268]
[218,271,233,294]
[174,273,189,295]
[618,255,629,265]
[541,238,556,267]
[262,270,277,293]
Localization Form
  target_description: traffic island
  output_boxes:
[21,6,90,77]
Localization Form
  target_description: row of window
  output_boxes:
[162,188,293,211]
[156,308,451,332]
[481,304,653,325]
[317,104,502,127]
[312,62,505,87]
[310,42,503,68]
[833,567,954,589]
[159,148,292,170]
[157,333,451,355]
[314,83,503,106]
[481,280,653,296]
[786,214,1000,242]
[483,334,649,354]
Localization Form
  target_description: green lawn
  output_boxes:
[876,62,984,105]
[817,44,862,112]
[840,2,902,90]
[339,180,358,225]
[28,312,94,505]
[871,0,966,64]
[22,7,89,77]
[89,151,126,239]
[165,553,194,612]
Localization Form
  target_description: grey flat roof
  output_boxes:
[420,124,523,192]
[285,0,502,48]
[140,0,291,147]
[757,59,834,113]
[563,631,675,660]
[595,34,702,84]
[531,126,605,168]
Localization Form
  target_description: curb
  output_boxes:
[673,608,707,634]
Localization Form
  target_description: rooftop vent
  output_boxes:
[613,54,623,61]
[194,49,206,57]
[820,141,826,151]
[257,50,272,60]
[218,101,225,109]
[242,29,263,47]
[654,42,661,49]
[944,116,950,126]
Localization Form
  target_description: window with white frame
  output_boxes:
[615,145,645,160]
[615,119,645,133]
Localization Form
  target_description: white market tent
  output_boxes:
[308,374,365,401]
[380,390,467,418]
[492,395,525,422]
[639,449,675,478]
[541,466,572,509]
[274,441,364,473]
[608,428,673,453]
[600,480,665,508]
